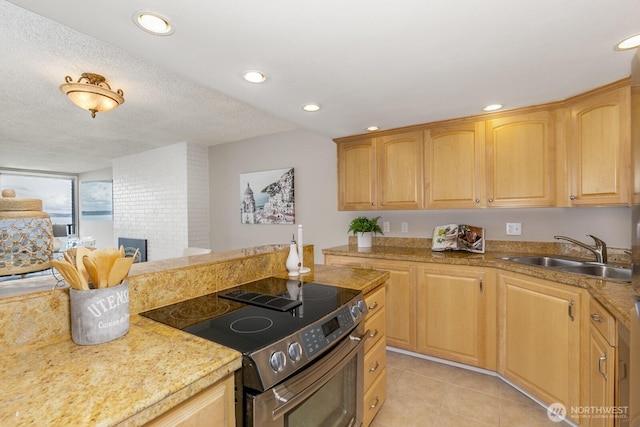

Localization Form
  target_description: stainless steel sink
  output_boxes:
[500,256,632,282]
[500,256,585,267]
[556,264,632,282]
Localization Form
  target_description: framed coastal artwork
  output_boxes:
[80,180,113,221]
[240,168,294,224]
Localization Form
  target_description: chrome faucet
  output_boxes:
[553,235,608,264]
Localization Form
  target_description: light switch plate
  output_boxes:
[401,222,409,233]
[383,221,390,233]
[506,222,522,235]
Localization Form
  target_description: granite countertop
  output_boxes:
[0,316,241,427]
[323,244,639,328]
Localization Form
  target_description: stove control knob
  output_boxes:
[357,300,366,313]
[270,351,286,373]
[288,342,303,362]
[351,305,360,318]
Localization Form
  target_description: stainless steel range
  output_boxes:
[141,276,368,427]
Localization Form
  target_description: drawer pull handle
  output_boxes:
[369,396,380,409]
[598,353,608,381]
[368,301,378,310]
[369,329,379,338]
[591,314,604,323]
[369,361,380,372]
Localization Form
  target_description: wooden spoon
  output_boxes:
[74,247,91,290]
[82,256,102,289]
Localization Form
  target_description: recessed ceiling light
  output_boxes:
[134,12,174,36]
[483,104,503,112]
[302,104,321,112]
[366,126,380,132]
[615,34,640,51]
[242,70,267,83]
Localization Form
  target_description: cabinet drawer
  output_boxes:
[364,307,385,353]
[363,368,386,427]
[589,298,616,346]
[364,337,386,392]
[364,285,386,319]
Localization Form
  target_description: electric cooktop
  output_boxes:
[140,276,362,353]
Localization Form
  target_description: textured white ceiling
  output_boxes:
[2,0,639,173]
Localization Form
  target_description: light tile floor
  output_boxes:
[371,350,562,427]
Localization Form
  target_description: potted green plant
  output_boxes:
[348,216,383,248]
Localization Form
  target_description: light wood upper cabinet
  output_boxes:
[498,272,583,418]
[416,264,496,369]
[485,111,556,207]
[425,112,555,209]
[424,121,486,208]
[336,131,423,210]
[337,138,376,210]
[565,85,631,206]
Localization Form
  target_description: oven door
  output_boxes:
[246,329,368,427]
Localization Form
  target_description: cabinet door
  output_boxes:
[368,259,417,351]
[485,111,556,207]
[146,374,235,427]
[567,86,631,206]
[498,273,582,414]
[585,325,616,427]
[416,265,495,368]
[376,131,424,210]
[424,122,486,209]
[337,138,376,210]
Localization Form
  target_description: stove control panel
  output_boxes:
[246,293,367,391]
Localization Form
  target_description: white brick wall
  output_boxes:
[186,143,210,248]
[113,142,209,261]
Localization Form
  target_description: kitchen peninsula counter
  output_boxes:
[323,242,639,328]
[0,253,388,426]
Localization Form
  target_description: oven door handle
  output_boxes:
[271,329,368,419]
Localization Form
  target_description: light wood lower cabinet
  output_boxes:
[583,298,617,427]
[363,284,386,427]
[498,272,584,420]
[367,260,416,351]
[145,374,235,427]
[416,264,496,369]
[326,254,626,426]
[324,255,416,351]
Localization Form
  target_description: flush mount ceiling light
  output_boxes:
[366,126,380,132]
[242,70,267,83]
[615,34,640,51]
[483,104,503,112]
[59,73,124,118]
[302,103,321,112]
[133,11,174,35]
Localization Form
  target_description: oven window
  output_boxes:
[286,356,357,427]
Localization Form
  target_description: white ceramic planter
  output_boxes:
[357,231,373,248]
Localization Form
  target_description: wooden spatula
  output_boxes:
[107,256,135,287]
[52,260,88,290]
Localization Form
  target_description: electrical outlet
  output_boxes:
[401,222,409,233]
[506,222,522,236]
[383,221,390,233]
